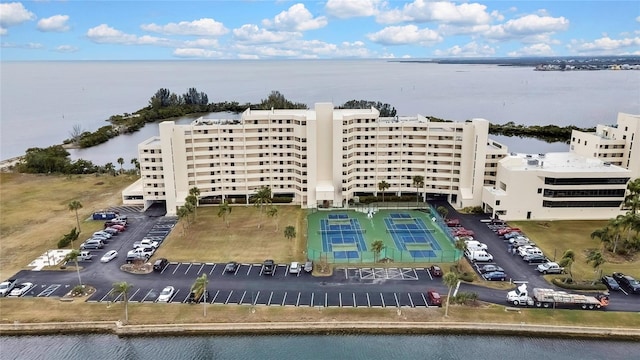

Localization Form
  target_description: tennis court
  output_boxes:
[307,209,459,263]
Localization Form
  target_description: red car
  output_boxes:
[427,289,442,307]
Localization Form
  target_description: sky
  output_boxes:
[0,0,639,60]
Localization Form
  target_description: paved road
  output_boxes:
[5,205,639,312]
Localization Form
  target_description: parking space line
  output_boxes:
[172,263,181,275]
[129,288,141,301]
[296,292,301,307]
[620,288,629,295]
[352,293,356,307]
[399,269,405,279]
[358,268,362,279]
[141,289,154,302]
[427,269,433,280]
[339,293,343,307]
[37,284,60,297]
[309,292,314,307]
[209,264,217,275]
[113,292,123,302]
[100,289,114,302]
[239,290,247,304]
[281,292,287,306]
[169,289,180,303]
[421,293,429,308]
[408,293,415,308]
[380,293,385,307]
[366,293,371,307]
[184,263,192,274]
[259,265,264,276]
[344,268,348,279]
[211,290,220,303]
[325,293,328,307]
[196,263,205,274]
[284,265,289,276]
[267,291,273,306]
[393,293,400,307]
[412,269,418,279]
[181,292,190,303]
[225,291,233,304]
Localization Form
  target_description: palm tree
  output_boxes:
[443,272,459,317]
[437,206,449,220]
[184,201,196,224]
[267,206,278,231]
[112,281,133,323]
[188,187,201,215]
[586,250,605,283]
[378,180,390,203]
[104,162,115,176]
[454,238,467,268]
[185,194,198,219]
[68,200,83,235]
[117,157,124,174]
[218,201,232,227]
[251,186,272,228]
[63,249,82,286]
[371,240,384,263]
[284,226,296,241]
[558,249,575,283]
[130,158,140,175]
[624,178,640,214]
[177,206,190,235]
[412,175,424,205]
[191,274,209,317]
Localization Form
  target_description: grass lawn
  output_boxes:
[510,220,640,280]
[153,205,307,264]
[0,173,137,279]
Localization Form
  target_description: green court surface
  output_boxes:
[307,209,460,264]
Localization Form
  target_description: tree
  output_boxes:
[371,240,384,263]
[251,186,272,228]
[104,162,115,176]
[267,206,278,231]
[68,200,83,236]
[586,250,605,283]
[177,206,190,235]
[68,124,84,145]
[412,175,424,205]
[63,249,83,286]
[217,201,232,227]
[454,238,467,267]
[558,250,575,283]
[184,202,196,224]
[443,272,459,317]
[378,180,390,203]
[437,206,449,220]
[185,194,198,219]
[624,178,640,214]
[117,157,124,174]
[284,226,296,241]
[191,274,209,317]
[130,158,140,175]
[112,281,133,323]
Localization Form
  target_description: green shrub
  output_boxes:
[551,278,608,291]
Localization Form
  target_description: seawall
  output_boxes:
[2,321,639,340]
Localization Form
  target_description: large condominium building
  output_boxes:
[122,104,639,221]
[123,103,507,215]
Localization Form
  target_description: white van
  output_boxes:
[464,249,494,262]
[465,240,488,251]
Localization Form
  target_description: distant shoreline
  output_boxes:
[2,320,639,340]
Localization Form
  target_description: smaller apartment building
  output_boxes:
[482,153,630,221]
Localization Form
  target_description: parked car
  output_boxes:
[100,250,118,263]
[187,290,210,304]
[428,265,443,277]
[304,261,313,273]
[102,228,119,236]
[153,258,169,272]
[483,271,507,281]
[601,275,620,291]
[262,259,275,275]
[479,264,504,274]
[80,239,104,250]
[224,261,239,273]
[289,262,301,274]
[9,282,34,297]
[522,254,548,264]
[133,239,159,249]
[93,231,112,239]
[157,286,175,302]
[426,289,442,307]
[612,272,640,294]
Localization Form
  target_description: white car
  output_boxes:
[93,231,112,239]
[100,250,118,263]
[289,262,301,274]
[157,286,175,302]
[9,282,34,297]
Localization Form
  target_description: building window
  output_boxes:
[537,188,542,194]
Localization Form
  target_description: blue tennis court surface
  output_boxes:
[320,215,367,259]
[385,213,441,259]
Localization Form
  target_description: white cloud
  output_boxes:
[0,2,36,34]
[507,43,554,57]
[434,41,496,57]
[378,0,493,25]
[37,15,70,32]
[262,3,327,31]
[232,24,300,43]
[636,15,640,23]
[173,48,223,58]
[55,44,78,53]
[1,41,43,49]
[87,24,170,46]
[325,0,380,19]
[367,25,441,45]
[182,38,219,48]
[229,38,372,59]
[141,18,228,36]
[569,36,640,54]
[485,14,569,40]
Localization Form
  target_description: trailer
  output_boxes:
[506,284,609,310]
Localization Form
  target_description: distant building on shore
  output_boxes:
[122,106,638,221]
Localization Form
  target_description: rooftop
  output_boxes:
[501,152,628,173]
